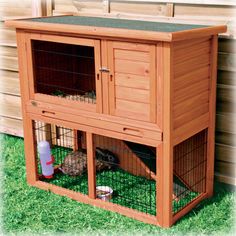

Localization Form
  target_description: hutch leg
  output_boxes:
[23,115,38,185]
[157,142,173,227]
[159,42,173,227]
[206,35,218,197]
[86,132,96,199]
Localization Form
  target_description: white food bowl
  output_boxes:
[96,186,113,201]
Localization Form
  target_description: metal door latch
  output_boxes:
[99,67,110,73]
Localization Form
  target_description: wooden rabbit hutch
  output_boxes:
[6,16,226,227]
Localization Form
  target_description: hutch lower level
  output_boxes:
[6,16,226,227]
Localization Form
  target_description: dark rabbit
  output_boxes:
[61,148,119,176]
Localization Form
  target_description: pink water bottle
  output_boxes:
[38,141,54,179]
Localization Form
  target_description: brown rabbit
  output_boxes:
[60,151,87,176]
[60,148,119,176]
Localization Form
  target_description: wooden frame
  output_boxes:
[8,16,225,227]
[25,32,102,113]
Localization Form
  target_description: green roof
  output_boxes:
[27,16,208,33]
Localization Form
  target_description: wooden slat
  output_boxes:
[72,0,103,13]
[173,36,211,50]
[215,172,236,186]
[215,161,236,177]
[218,38,236,54]
[159,42,173,227]
[206,35,218,196]
[115,59,150,76]
[0,116,23,137]
[114,49,150,62]
[166,3,174,17]
[116,86,149,103]
[116,99,149,115]
[216,131,236,146]
[174,53,210,77]
[86,132,96,199]
[174,4,236,17]
[115,73,149,90]
[174,103,209,129]
[216,112,236,134]
[174,66,209,90]
[218,52,236,72]
[0,45,17,57]
[174,91,209,118]
[103,0,110,13]
[174,39,211,60]
[112,41,151,52]
[0,55,18,71]
[110,1,166,15]
[34,180,158,226]
[173,113,209,145]
[217,70,236,86]
[215,143,236,163]
[0,93,22,119]
[0,69,20,97]
[106,0,236,6]
[217,101,236,114]
[0,22,16,45]
[0,0,32,8]
[114,108,149,122]
[217,84,236,103]
[174,78,209,105]
[0,7,32,19]
[101,40,109,114]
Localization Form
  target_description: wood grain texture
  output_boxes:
[0,116,23,137]
[0,93,22,119]
[108,41,156,123]
[160,42,173,227]
[173,37,211,136]
[0,70,20,96]
[34,180,158,226]
[93,134,156,179]
[206,35,218,196]
[86,132,96,199]
[2,0,233,227]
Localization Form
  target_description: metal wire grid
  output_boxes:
[33,122,156,214]
[32,40,96,103]
[33,121,88,195]
[172,129,207,214]
[94,135,156,216]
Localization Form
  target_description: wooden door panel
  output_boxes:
[108,41,156,123]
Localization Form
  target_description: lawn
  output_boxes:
[0,134,235,235]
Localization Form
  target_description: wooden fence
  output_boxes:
[0,0,235,185]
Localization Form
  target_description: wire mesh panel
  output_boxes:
[34,121,88,195]
[32,40,96,104]
[93,134,156,215]
[172,129,207,214]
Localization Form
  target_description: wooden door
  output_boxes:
[107,41,156,123]
[25,33,102,113]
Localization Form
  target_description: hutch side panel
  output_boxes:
[172,36,212,145]
[107,41,156,123]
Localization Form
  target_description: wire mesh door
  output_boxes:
[27,35,102,110]
[93,134,157,216]
[34,121,89,195]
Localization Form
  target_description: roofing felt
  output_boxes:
[26,16,208,33]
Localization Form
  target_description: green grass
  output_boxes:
[0,134,235,235]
